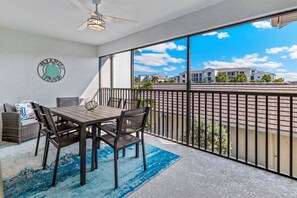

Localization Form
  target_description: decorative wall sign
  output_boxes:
[37,58,66,83]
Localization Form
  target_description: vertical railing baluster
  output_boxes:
[255,95,258,166]
[167,91,169,138]
[154,90,156,135]
[236,94,239,160]
[171,91,174,140]
[177,92,179,142]
[150,90,153,133]
[290,96,293,177]
[219,93,222,155]
[198,92,201,148]
[162,91,165,137]
[227,94,230,157]
[265,95,269,169]
[158,91,161,136]
[245,94,248,163]
[192,92,195,147]
[277,96,280,172]
[182,92,184,143]
[212,93,214,153]
[205,93,207,150]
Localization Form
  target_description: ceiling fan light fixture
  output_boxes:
[87,17,105,31]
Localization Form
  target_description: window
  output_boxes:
[133,38,187,89]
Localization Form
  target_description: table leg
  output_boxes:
[80,124,87,185]
[91,125,97,171]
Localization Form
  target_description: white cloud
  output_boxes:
[252,21,272,29]
[163,66,177,72]
[202,31,230,39]
[276,72,297,81]
[142,42,186,53]
[266,47,289,54]
[177,45,187,51]
[134,65,158,73]
[204,53,282,69]
[288,45,297,59]
[276,69,287,72]
[202,31,218,36]
[218,32,230,39]
[265,44,297,59]
[134,53,185,66]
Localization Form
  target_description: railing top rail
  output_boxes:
[100,88,297,97]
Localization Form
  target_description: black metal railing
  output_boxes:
[99,87,297,179]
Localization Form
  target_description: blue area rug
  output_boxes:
[3,144,180,198]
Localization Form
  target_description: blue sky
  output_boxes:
[134,19,297,81]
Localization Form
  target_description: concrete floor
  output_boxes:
[1,135,297,197]
[129,135,297,198]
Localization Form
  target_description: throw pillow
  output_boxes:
[15,103,36,120]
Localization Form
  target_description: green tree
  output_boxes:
[134,76,140,83]
[182,117,230,155]
[273,78,285,83]
[216,73,229,82]
[261,73,272,82]
[151,76,159,83]
[230,73,248,82]
[139,80,153,89]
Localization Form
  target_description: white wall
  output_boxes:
[0,27,99,138]
[97,0,297,56]
[113,51,131,88]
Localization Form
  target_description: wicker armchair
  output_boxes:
[2,103,39,144]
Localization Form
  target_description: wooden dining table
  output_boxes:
[50,105,123,185]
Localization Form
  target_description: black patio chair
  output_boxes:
[107,97,122,108]
[41,106,81,186]
[93,107,150,188]
[123,99,141,110]
[31,102,48,157]
[56,97,80,107]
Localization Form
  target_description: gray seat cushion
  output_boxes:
[21,118,38,126]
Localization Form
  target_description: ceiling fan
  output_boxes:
[70,0,137,31]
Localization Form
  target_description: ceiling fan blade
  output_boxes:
[69,0,97,16]
[76,21,87,31]
[102,15,137,24]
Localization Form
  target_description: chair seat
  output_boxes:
[99,123,117,133]
[99,134,141,150]
[50,132,80,148]
[56,122,79,131]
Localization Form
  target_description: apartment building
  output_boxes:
[177,67,275,83]
[138,74,168,82]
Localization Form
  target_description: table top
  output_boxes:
[50,105,123,125]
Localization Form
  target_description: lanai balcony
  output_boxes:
[1,0,297,197]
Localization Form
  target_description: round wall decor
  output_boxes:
[37,58,66,83]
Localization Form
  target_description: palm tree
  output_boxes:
[151,76,159,83]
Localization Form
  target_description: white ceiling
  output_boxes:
[0,0,223,46]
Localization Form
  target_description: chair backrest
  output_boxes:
[107,97,122,108]
[3,103,16,112]
[56,97,79,107]
[30,102,46,125]
[117,107,150,136]
[123,99,141,110]
[40,106,58,136]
